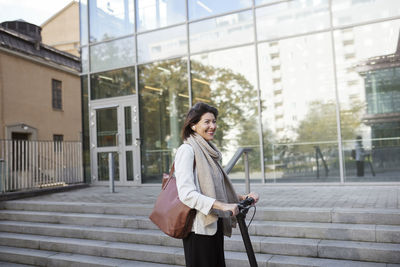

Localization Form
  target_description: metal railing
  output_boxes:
[0,139,83,193]
[224,147,253,194]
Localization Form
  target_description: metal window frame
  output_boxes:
[80,0,400,184]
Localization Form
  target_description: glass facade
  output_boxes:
[81,0,400,184]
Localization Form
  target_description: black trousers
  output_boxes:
[182,219,225,267]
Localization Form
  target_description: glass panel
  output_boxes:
[96,107,118,147]
[137,25,187,63]
[334,20,400,182]
[125,106,132,145]
[189,10,254,54]
[81,76,91,182]
[256,0,282,5]
[89,0,134,43]
[136,0,186,32]
[138,58,188,183]
[188,0,252,20]
[90,36,135,73]
[126,150,134,181]
[258,32,339,183]
[90,67,135,100]
[81,46,89,73]
[97,152,120,181]
[256,0,330,41]
[80,0,89,45]
[332,0,400,27]
[191,46,261,182]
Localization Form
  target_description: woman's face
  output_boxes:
[193,112,217,141]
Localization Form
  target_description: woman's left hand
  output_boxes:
[242,192,259,204]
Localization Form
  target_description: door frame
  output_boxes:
[89,95,141,185]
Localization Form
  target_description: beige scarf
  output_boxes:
[185,133,239,237]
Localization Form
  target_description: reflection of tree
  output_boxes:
[296,99,363,143]
[191,60,259,151]
[140,58,264,181]
[90,38,134,73]
[139,59,188,180]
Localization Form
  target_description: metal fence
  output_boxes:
[0,140,83,193]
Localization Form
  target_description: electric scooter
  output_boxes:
[236,197,258,267]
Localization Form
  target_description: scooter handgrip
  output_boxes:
[240,197,255,207]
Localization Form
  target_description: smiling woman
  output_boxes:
[174,102,259,267]
[191,112,217,141]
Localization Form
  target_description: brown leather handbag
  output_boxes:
[149,163,196,239]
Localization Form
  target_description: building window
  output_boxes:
[53,134,64,151]
[52,79,62,110]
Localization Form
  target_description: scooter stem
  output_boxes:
[236,206,258,267]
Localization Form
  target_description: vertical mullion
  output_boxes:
[328,0,344,183]
[252,0,266,183]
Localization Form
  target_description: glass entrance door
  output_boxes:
[90,96,140,184]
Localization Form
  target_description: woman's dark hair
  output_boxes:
[181,102,218,140]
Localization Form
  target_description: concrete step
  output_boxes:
[0,244,391,267]
[246,220,400,243]
[1,209,399,244]
[0,210,156,230]
[0,232,399,264]
[0,233,272,266]
[0,201,152,217]
[0,261,34,266]
[2,200,400,225]
[0,221,182,248]
[0,245,180,267]
[1,220,400,259]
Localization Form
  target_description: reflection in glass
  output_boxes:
[80,0,88,45]
[256,0,329,41]
[81,46,89,73]
[126,151,133,181]
[188,0,252,20]
[137,25,187,63]
[189,10,254,54]
[90,67,135,100]
[89,0,134,42]
[332,0,400,27]
[97,152,120,181]
[138,58,189,183]
[96,107,117,147]
[90,36,135,73]
[136,0,186,32]
[271,143,339,183]
[255,0,282,5]
[125,106,132,145]
[258,32,339,182]
[334,21,400,181]
[191,46,261,181]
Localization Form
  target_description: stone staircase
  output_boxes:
[0,200,399,266]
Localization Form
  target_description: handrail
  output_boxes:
[224,147,253,194]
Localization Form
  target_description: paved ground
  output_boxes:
[21,184,400,209]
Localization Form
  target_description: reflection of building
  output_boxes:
[356,33,400,146]
[41,1,80,57]
[0,20,81,141]
[80,0,400,185]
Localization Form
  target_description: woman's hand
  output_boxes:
[212,201,239,216]
[239,192,260,204]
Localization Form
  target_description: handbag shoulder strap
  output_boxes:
[163,158,196,190]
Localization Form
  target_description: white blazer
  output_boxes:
[174,144,218,235]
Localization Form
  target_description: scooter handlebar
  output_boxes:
[228,197,255,216]
[239,197,255,208]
